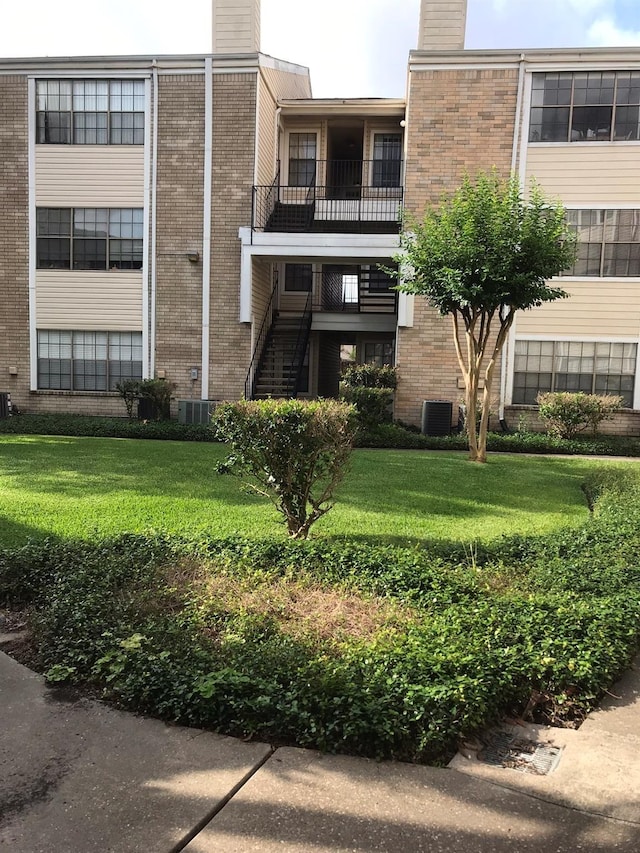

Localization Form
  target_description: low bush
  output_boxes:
[537,392,623,439]
[341,364,397,389]
[340,386,394,428]
[2,471,640,763]
[340,365,397,428]
[214,398,357,539]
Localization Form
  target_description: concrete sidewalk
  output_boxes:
[1,650,639,853]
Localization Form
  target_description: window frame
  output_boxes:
[37,330,143,392]
[512,339,637,407]
[36,79,145,145]
[529,71,640,143]
[371,132,403,188]
[36,207,144,271]
[285,130,319,187]
[564,209,640,277]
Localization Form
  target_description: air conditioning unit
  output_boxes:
[177,399,216,425]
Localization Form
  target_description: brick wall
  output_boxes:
[0,76,29,411]
[154,75,206,406]
[209,73,257,401]
[396,67,519,426]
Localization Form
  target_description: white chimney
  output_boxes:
[212,0,261,54]
[417,0,467,51]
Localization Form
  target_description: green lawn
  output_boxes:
[0,435,627,548]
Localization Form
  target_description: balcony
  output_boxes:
[253,160,403,234]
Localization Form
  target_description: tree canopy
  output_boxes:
[396,170,577,462]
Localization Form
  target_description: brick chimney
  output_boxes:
[417,0,467,51]
[212,0,261,54]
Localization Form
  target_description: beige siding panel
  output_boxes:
[261,65,312,100]
[257,75,277,186]
[36,271,143,330]
[516,279,640,338]
[35,146,145,206]
[525,145,640,204]
[212,0,260,54]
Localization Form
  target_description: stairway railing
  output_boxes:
[292,292,313,398]
[244,271,279,400]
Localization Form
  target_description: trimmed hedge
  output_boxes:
[2,470,640,764]
[0,414,217,442]
[2,412,640,457]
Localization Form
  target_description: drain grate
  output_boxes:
[478,730,563,775]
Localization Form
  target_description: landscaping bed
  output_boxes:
[2,412,640,456]
[2,467,639,765]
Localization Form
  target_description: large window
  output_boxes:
[37,208,144,270]
[372,133,402,187]
[565,210,640,276]
[288,133,317,187]
[284,263,313,292]
[513,340,636,406]
[36,79,145,144]
[37,330,143,391]
[529,71,640,142]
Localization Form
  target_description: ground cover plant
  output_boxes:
[0,436,603,547]
[1,465,639,765]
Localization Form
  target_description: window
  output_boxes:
[565,210,640,276]
[529,71,640,142]
[36,79,145,144]
[288,133,317,187]
[363,341,394,367]
[37,330,143,391]
[37,208,144,270]
[513,340,636,407]
[284,263,313,292]
[372,133,402,187]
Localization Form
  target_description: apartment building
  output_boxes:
[2,0,640,433]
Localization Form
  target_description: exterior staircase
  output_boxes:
[253,311,311,399]
[265,201,315,233]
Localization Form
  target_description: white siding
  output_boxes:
[35,146,145,206]
[36,271,143,330]
[525,144,640,204]
[516,278,640,338]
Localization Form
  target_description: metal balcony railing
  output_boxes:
[309,268,398,314]
[252,160,403,233]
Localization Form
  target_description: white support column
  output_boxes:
[142,75,152,379]
[201,57,213,401]
[27,77,37,391]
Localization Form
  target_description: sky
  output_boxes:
[0,0,639,98]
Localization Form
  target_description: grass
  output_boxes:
[0,434,630,548]
[3,437,640,764]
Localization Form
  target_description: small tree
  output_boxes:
[395,170,577,462]
[115,379,140,419]
[214,399,356,539]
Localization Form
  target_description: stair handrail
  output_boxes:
[254,163,281,231]
[244,271,279,399]
[292,291,313,398]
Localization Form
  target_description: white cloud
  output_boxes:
[588,17,640,46]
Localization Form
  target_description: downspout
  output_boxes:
[499,53,527,428]
[201,57,213,400]
[149,60,159,376]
